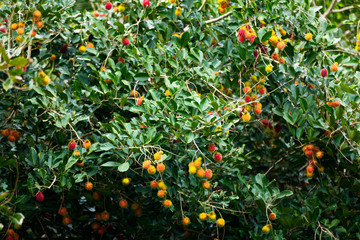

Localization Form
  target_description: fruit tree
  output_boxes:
[0,0,360,239]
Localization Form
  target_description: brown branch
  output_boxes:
[323,0,337,18]
[205,12,233,24]
[198,0,207,11]
[332,5,360,13]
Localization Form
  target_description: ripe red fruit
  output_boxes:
[85,182,93,191]
[214,153,222,162]
[150,180,158,189]
[59,207,68,216]
[118,57,125,63]
[68,140,76,150]
[93,191,100,200]
[238,35,245,42]
[36,191,44,202]
[320,68,328,78]
[122,38,130,46]
[143,0,150,7]
[136,98,144,106]
[259,88,266,95]
[250,35,256,43]
[0,28,5,33]
[272,52,279,60]
[305,150,313,158]
[208,144,216,152]
[253,50,258,58]
[307,165,314,173]
[8,135,16,142]
[279,57,285,64]
[269,212,276,220]
[245,95,251,102]
[204,169,213,179]
[101,211,110,221]
[97,226,106,235]
[238,29,245,37]
[63,216,71,225]
[119,199,128,208]
[261,119,269,127]
[105,2,113,10]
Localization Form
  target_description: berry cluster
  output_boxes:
[302,144,325,178]
[0,128,22,142]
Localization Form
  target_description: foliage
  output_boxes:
[0,0,360,239]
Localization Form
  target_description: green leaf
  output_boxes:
[65,155,77,171]
[101,161,120,167]
[2,78,13,91]
[9,57,28,67]
[118,162,130,172]
[181,31,190,47]
[134,72,149,81]
[275,190,293,199]
[0,44,10,63]
[9,213,25,226]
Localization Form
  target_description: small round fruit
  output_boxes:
[157,190,166,198]
[63,216,71,225]
[331,62,338,72]
[142,160,152,169]
[33,10,42,18]
[11,23,18,30]
[105,2,113,10]
[182,216,190,226]
[68,140,77,150]
[154,151,163,160]
[175,7,182,17]
[97,226,106,235]
[101,211,110,221]
[131,203,139,210]
[79,46,86,53]
[204,169,213,179]
[199,212,207,221]
[17,28,24,35]
[214,153,222,162]
[122,178,130,186]
[150,180,158,189]
[156,163,165,172]
[85,182,93,191]
[122,38,130,46]
[265,65,273,73]
[59,207,68,216]
[305,32,312,41]
[119,199,128,208]
[315,151,323,159]
[83,139,91,149]
[208,211,216,221]
[269,212,276,220]
[188,166,197,174]
[147,165,156,175]
[208,144,216,152]
[91,222,100,230]
[216,218,225,227]
[203,181,211,189]
[163,199,172,208]
[307,165,314,173]
[36,191,44,202]
[320,68,328,78]
[36,21,43,28]
[158,181,167,190]
[262,224,270,233]
[196,168,205,178]
[93,192,100,200]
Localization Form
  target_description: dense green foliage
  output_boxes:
[0,0,360,239]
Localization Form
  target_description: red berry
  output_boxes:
[36,191,44,202]
[238,35,245,42]
[143,0,150,7]
[238,29,245,37]
[59,207,68,216]
[105,2,113,10]
[320,68,328,78]
[253,50,258,58]
[269,213,276,220]
[261,119,269,127]
[208,144,216,152]
[307,165,314,173]
[0,28,5,33]
[68,140,77,150]
[204,169,213,179]
[305,150,313,158]
[122,38,130,46]
[214,153,222,162]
